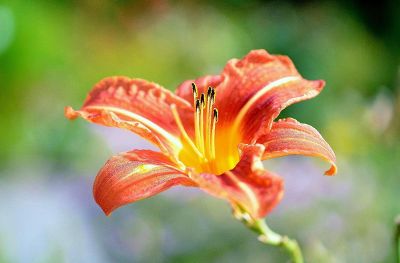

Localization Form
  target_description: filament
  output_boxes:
[211,108,218,160]
[195,100,201,149]
[199,93,205,153]
[170,104,203,159]
[205,88,212,158]
[183,83,220,171]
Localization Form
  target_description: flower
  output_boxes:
[65,50,337,219]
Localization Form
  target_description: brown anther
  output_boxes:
[200,94,205,107]
[192,83,198,97]
[207,87,213,97]
[213,108,218,123]
[210,89,215,104]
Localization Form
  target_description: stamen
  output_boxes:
[211,108,218,160]
[191,83,198,97]
[170,104,204,159]
[205,87,215,159]
[210,88,215,104]
[178,85,220,172]
[200,93,205,106]
[193,84,201,149]
[191,83,198,105]
[213,108,219,122]
[199,94,205,153]
[207,86,212,98]
[195,99,201,150]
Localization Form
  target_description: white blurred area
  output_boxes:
[0,177,108,263]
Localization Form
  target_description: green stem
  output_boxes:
[253,218,303,263]
[235,211,304,263]
[395,215,400,263]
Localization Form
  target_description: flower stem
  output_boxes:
[235,211,304,263]
[395,215,400,263]
[253,218,303,263]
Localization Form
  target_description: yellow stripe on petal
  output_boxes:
[231,76,300,133]
[86,105,183,151]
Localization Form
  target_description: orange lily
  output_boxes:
[65,50,336,220]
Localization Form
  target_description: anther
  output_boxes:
[210,89,215,104]
[207,87,213,97]
[200,93,205,107]
[195,99,200,110]
[213,108,218,122]
[191,83,198,97]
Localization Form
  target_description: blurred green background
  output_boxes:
[0,0,399,262]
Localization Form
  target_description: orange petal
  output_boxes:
[191,144,284,219]
[93,150,196,215]
[65,77,194,156]
[214,50,324,142]
[65,106,175,156]
[258,118,337,175]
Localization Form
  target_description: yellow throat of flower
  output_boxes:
[170,83,239,175]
